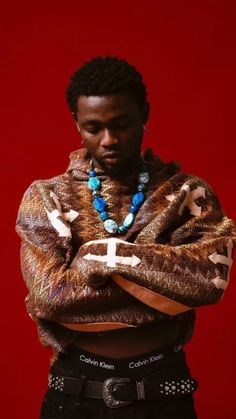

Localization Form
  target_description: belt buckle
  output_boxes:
[103,377,132,408]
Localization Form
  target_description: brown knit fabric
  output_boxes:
[16,148,236,353]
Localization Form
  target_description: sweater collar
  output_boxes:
[66,147,180,181]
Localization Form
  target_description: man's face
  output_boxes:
[76,94,148,176]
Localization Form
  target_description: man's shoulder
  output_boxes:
[168,172,216,194]
[146,148,214,187]
[22,147,86,195]
[149,164,219,208]
[20,172,72,203]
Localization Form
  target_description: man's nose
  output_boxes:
[100,129,118,147]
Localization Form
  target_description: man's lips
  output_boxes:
[102,152,121,163]
[102,152,120,158]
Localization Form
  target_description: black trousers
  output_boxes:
[40,345,198,419]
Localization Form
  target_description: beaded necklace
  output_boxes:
[87,160,149,235]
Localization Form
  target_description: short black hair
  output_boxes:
[66,56,148,117]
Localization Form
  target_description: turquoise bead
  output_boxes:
[137,184,145,191]
[88,177,101,191]
[93,197,106,211]
[118,225,127,234]
[132,192,145,206]
[123,213,135,227]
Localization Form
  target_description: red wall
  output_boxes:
[1,1,236,417]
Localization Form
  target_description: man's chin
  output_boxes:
[102,161,140,179]
[102,163,124,177]
[94,154,142,178]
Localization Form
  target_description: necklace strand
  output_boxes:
[87,161,149,235]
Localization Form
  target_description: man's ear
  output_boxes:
[71,114,81,132]
[142,101,150,124]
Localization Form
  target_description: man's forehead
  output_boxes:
[76,94,138,117]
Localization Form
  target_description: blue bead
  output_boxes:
[123,213,135,227]
[88,177,101,191]
[118,225,127,234]
[93,197,107,212]
[100,211,108,221]
[89,169,96,177]
[132,192,145,206]
[129,205,138,213]
[137,184,145,191]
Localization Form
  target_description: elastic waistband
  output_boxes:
[54,344,186,379]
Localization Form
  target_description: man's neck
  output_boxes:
[92,155,143,180]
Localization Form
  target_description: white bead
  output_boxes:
[139,172,149,184]
[123,213,135,227]
[104,219,118,234]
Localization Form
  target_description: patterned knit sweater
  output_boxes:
[16,148,236,353]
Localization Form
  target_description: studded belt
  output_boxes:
[48,372,198,409]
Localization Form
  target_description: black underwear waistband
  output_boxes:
[53,344,187,379]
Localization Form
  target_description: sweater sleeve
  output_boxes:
[74,175,236,313]
[16,181,127,322]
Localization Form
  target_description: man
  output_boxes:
[16,56,236,418]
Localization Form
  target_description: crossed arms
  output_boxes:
[16,175,236,323]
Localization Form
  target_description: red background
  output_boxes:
[1,1,236,418]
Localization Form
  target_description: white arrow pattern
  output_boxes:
[82,237,141,268]
[209,240,233,290]
[46,191,79,237]
[212,277,228,291]
[166,184,206,216]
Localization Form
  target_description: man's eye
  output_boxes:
[113,121,130,130]
[118,123,129,128]
[86,127,100,134]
